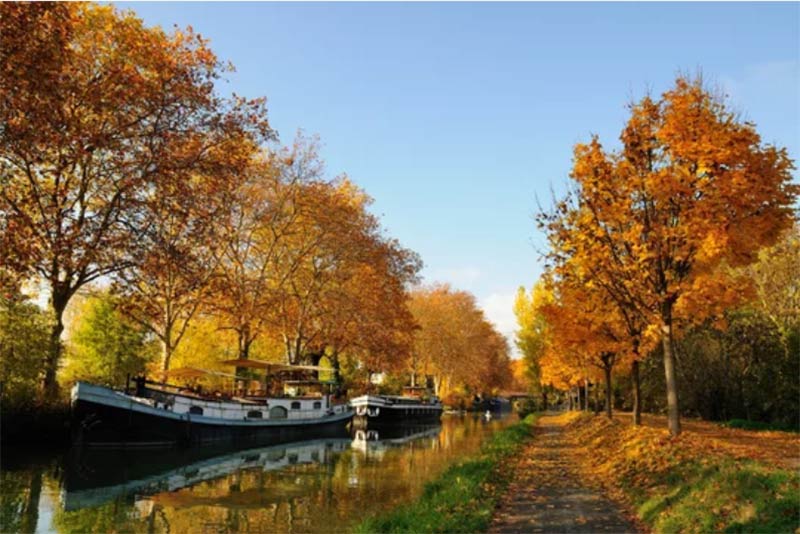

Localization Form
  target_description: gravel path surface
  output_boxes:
[490,416,640,534]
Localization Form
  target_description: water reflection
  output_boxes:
[62,437,353,512]
[351,425,442,459]
[1,414,514,533]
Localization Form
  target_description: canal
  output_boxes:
[1,414,516,533]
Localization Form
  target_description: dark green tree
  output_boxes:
[0,289,50,407]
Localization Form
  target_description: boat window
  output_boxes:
[267,450,286,462]
[313,401,322,410]
[291,401,301,410]
[269,406,288,419]
[189,406,203,415]
[247,410,263,419]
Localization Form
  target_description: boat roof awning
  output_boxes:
[166,367,247,381]
[283,380,337,385]
[220,359,331,373]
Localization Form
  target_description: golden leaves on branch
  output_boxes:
[534,76,797,432]
[1,2,272,395]
[408,285,512,400]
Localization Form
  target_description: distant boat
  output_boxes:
[350,387,442,427]
[71,361,352,448]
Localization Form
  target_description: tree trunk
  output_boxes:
[238,326,251,360]
[161,338,173,381]
[332,352,342,394]
[542,390,548,411]
[632,359,642,426]
[593,381,601,415]
[43,287,69,400]
[661,302,681,436]
[236,327,252,382]
[292,336,303,366]
[584,380,590,412]
[410,352,417,388]
[604,365,613,420]
[568,390,573,411]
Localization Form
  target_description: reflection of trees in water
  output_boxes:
[52,498,163,533]
[159,420,504,532]
[0,468,41,533]
[4,417,510,533]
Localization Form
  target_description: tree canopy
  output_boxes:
[531,77,798,434]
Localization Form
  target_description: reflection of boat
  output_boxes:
[351,387,442,427]
[350,424,442,454]
[71,361,352,448]
[61,435,351,511]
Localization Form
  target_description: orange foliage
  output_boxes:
[0,3,270,396]
[539,76,798,433]
[408,284,512,398]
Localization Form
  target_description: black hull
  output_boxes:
[353,407,442,428]
[72,399,352,449]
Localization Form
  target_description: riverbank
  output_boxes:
[536,412,799,533]
[355,414,536,534]
[0,400,72,449]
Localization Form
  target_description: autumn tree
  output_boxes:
[482,330,514,395]
[0,3,270,397]
[112,137,261,375]
[265,142,421,369]
[408,284,512,400]
[209,154,289,364]
[209,138,343,365]
[541,77,797,434]
[271,177,383,365]
[538,173,659,423]
[316,237,420,381]
[540,274,631,419]
[514,280,553,408]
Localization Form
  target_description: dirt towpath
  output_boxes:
[490,414,641,534]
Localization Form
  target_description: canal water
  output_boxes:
[1,414,515,533]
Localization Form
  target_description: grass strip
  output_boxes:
[354,414,536,534]
[636,458,799,533]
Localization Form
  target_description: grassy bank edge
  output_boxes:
[354,414,537,534]
[566,413,800,533]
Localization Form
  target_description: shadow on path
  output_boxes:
[490,416,640,534]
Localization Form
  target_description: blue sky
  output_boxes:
[117,2,799,348]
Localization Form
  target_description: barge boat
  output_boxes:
[350,387,442,427]
[71,361,352,448]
